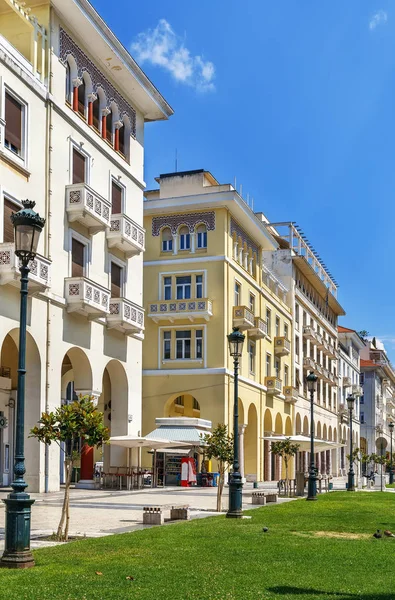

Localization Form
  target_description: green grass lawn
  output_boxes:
[2,492,395,600]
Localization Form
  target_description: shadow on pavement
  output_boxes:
[268,587,393,599]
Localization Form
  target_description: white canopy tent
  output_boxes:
[263,434,345,453]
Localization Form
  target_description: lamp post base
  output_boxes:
[347,472,355,492]
[306,472,317,501]
[390,471,394,485]
[1,495,35,569]
[226,473,243,518]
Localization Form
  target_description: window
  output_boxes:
[176,330,191,359]
[196,275,203,299]
[266,308,272,337]
[284,323,289,339]
[284,365,289,387]
[235,282,241,306]
[162,228,173,252]
[92,96,100,131]
[65,62,72,103]
[179,226,190,250]
[110,262,122,298]
[106,110,113,143]
[71,237,86,277]
[175,396,184,406]
[360,373,365,386]
[3,198,19,243]
[249,342,256,374]
[163,331,171,359]
[176,276,191,299]
[295,304,299,327]
[275,316,280,338]
[77,80,86,117]
[196,330,203,359]
[4,92,23,157]
[266,353,271,377]
[275,358,280,378]
[111,181,123,214]
[118,125,125,156]
[295,335,300,357]
[249,293,255,314]
[164,276,172,300]
[193,398,200,410]
[72,148,86,184]
[360,411,364,424]
[197,224,207,248]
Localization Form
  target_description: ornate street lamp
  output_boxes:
[226,327,245,518]
[389,422,394,485]
[346,394,355,492]
[306,371,318,501]
[1,200,45,569]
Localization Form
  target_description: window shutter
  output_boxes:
[111,182,122,214]
[5,94,22,152]
[118,125,125,156]
[3,199,18,243]
[111,262,122,298]
[71,238,84,277]
[92,97,100,131]
[73,149,86,184]
[78,82,86,117]
[106,111,112,143]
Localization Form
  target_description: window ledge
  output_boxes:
[0,149,30,179]
[162,359,203,364]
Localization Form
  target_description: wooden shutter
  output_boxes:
[111,182,122,214]
[5,93,22,153]
[73,149,86,184]
[111,262,122,298]
[92,97,100,131]
[106,111,112,143]
[71,238,85,277]
[3,199,17,243]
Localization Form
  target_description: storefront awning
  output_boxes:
[109,435,189,449]
[263,434,345,453]
[145,426,207,446]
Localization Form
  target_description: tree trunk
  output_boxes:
[57,457,73,541]
[217,464,224,512]
[284,457,289,497]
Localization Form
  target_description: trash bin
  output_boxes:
[212,472,219,487]
[329,482,333,491]
[345,483,348,489]
[253,481,258,489]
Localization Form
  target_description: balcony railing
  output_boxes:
[265,376,282,395]
[65,277,110,317]
[303,357,315,370]
[342,377,352,388]
[248,317,267,340]
[232,306,255,330]
[106,214,145,257]
[315,334,325,350]
[327,344,339,359]
[274,337,291,356]
[148,298,213,323]
[283,386,298,403]
[303,326,317,342]
[107,298,144,337]
[66,183,111,234]
[0,243,51,290]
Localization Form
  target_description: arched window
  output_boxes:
[92,96,100,131]
[196,224,207,249]
[77,79,86,117]
[179,226,190,250]
[106,110,113,144]
[65,61,72,103]
[118,125,125,156]
[162,228,173,252]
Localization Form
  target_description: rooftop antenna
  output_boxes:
[251,197,254,210]
[240,184,243,198]
[247,193,250,206]
[234,176,237,190]
[175,148,178,173]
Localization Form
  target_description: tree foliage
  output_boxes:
[30,396,109,540]
[271,438,300,495]
[203,424,234,512]
[358,330,370,342]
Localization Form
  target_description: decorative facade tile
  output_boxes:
[230,217,258,256]
[69,283,80,296]
[70,190,81,204]
[152,211,216,236]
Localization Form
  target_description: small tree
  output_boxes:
[203,424,234,512]
[30,395,109,541]
[361,452,370,476]
[358,330,370,342]
[346,447,361,467]
[271,438,300,495]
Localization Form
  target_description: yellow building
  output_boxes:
[143,170,294,482]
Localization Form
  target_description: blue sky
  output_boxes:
[93,0,395,358]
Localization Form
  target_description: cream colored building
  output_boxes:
[143,170,293,482]
[0,0,172,491]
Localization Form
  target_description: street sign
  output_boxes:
[0,415,8,429]
[376,437,388,451]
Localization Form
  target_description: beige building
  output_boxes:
[143,170,293,482]
[0,0,172,491]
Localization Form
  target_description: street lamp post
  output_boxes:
[389,422,394,485]
[346,394,355,492]
[226,327,245,519]
[306,371,318,501]
[1,200,45,569]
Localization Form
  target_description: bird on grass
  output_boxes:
[373,530,382,539]
[262,527,269,533]
[384,530,395,538]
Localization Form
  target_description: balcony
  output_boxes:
[351,385,363,397]
[106,214,145,257]
[327,344,339,359]
[148,298,213,323]
[232,306,254,330]
[265,376,282,396]
[322,368,331,383]
[303,357,315,371]
[107,298,144,337]
[303,326,317,342]
[274,337,291,356]
[248,317,267,340]
[283,386,298,403]
[342,377,352,388]
[316,334,325,350]
[65,277,110,317]
[0,243,51,291]
[66,183,111,234]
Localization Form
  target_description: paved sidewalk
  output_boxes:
[0,483,293,550]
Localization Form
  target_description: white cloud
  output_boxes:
[131,19,215,93]
[369,10,388,30]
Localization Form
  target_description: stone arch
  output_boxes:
[316,421,322,439]
[323,424,327,441]
[61,347,93,393]
[334,428,338,442]
[263,409,273,482]
[295,413,302,435]
[328,425,333,441]
[244,403,258,480]
[264,409,272,434]
[120,114,131,158]
[285,416,292,435]
[303,416,309,435]
[274,413,283,435]
[164,393,200,419]
[101,360,129,470]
